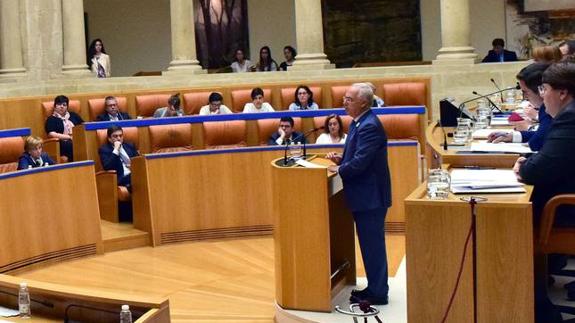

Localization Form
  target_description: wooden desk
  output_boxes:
[0,162,103,273]
[426,121,520,168]
[405,178,534,322]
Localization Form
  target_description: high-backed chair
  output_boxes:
[149,124,194,153]
[230,88,272,112]
[382,82,426,106]
[41,100,82,163]
[256,118,302,145]
[88,97,129,121]
[203,120,247,149]
[0,137,24,173]
[94,127,140,222]
[280,86,322,109]
[376,114,420,140]
[183,92,214,115]
[330,85,351,109]
[135,94,171,118]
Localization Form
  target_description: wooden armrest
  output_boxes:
[42,138,61,164]
[539,194,575,247]
[96,171,119,222]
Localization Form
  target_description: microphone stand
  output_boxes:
[281,126,325,167]
[472,91,503,113]
[490,78,504,104]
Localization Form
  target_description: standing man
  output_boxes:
[327,83,391,305]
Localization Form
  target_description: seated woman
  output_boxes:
[315,114,347,144]
[532,45,562,64]
[279,46,296,71]
[199,92,232,115]
[230,49,252,73]
[153,94,184,118]
[252,46,278,72]
[17,136,55,170]
[289,85,319,111]
[44,95,84,162]
[243,88,275,113]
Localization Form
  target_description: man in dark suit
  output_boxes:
[327,83,391,305]
[99,125,139,190]
[95,96,131,121]
[268,116,306,145]
[482,38,518,63]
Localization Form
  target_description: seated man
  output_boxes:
[17,136,56,170]
[482,38,518,63]
[99,125,139,191]
[243,88,275,113]
[199,92,232,115]
[153,94,184,118]
[96,96,131,121]
[268,116,306,145]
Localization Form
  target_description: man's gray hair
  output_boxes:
[352,83,374,105]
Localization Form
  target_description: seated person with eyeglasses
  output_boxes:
[17,136,56,170]
[268,116,306,145]
[199,92,232,115]
[96,96,131,121]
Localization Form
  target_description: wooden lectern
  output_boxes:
[271,157,356,312]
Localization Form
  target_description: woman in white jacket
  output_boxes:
[88,39,111,78]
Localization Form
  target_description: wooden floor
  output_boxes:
[15,234,405,322]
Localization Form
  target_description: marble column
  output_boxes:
[165,0,204,75]
[434,0,477,64]
[0,0,26,76]
[290,0,333,70]
[61,0,90,75]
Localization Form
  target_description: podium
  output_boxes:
[405,181,534,322]
[271,157,356,312]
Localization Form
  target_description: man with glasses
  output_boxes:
[96,96,132,121]
[199,92,232,115]
[268,116,305,145]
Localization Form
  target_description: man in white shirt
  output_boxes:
[199,92,233,115]
[243,88,275,113]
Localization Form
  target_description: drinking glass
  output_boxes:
[427,169,451,200]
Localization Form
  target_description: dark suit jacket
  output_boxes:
[519,101,575,225]
[17,152,56,170]
[339,109,391,212]
[95,112,131,121]
[520,104,552,152]
[267,131,306,145]
[482,49,518,63]
[98,142,139,179]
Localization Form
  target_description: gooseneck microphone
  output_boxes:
[472,91,503,113]
[282,126,325,166]
[490,78,504,103]
[458,86,519,118]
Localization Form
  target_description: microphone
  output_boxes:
[438,119,448,151]
[458,86,518,118]
[472,91,502,113]
[490,78,504,103]
[282,126,325,166]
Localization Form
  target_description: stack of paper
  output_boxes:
[469,142,533,154]
[491,116,510,126]
[450,169,525,194]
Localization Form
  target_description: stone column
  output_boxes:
[165,0,204,75]
[290,0,333,70]
[434,0,477,64]
[0,0,26,76]
[61,0,90,75]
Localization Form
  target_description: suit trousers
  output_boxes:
[353,206,389,297]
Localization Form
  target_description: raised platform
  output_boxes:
[100,220,150,252]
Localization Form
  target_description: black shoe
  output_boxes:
[349,293,389,305]
[351,288,370,298]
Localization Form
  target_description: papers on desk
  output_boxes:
[0,305,19,317]
[295,159,328,168]
[450,169,525,194]
[491,117,510,126]
[472,129,500,139]
[469,142,533,154]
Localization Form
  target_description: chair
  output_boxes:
[149,124,194,153]
[94,127,140,222]
[280,86,322,109]
[330,85,350,109]
[230,88,272,113]
[41,100,82,163]
[381,82,426,106]
[203,120,247,149]
[182,91,215,115]
[87,97,128,121]
[376,114,419,140]
[256,118,302,145]
[0,136,24,173]
[135,94,171,117]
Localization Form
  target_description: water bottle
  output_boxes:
[120,305,132,323]
[18,282,31,319]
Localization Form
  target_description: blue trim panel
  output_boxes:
[0,160,94,181]
[144,141,418,160]
[0,128,31,138]
[84,106,426,131]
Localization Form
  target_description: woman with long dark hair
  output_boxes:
[289,85,319,110]
[87,39,111,78]
[253,46,278,72]
[279,46,297,71]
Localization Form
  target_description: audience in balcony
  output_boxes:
[17,136,55,170]
[96,96,132,121]
[482,38,518,63]
[153,94,184,118]
[268,116,306,145]
[230,49,252,73]
[243,88,275,113]
[289,85,319,111]
[88,38,111,78]
[252,46,278,72]
[279,46,297,71]
[315,114,347,144]
[199,92,233,115]
[45,95,84,162]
